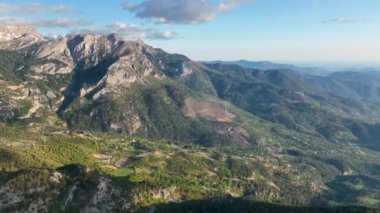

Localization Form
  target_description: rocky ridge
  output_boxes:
[0,25,222,140]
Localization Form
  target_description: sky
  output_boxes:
[1,0,380,64]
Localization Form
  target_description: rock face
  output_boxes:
[0,26,174,103]
[89,47,157,99]
[0,25,217,139]
[0,25,44,49]
[0,25,43,42]
[0,25,197,80]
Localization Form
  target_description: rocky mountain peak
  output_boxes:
[106,33,124,43]
[0,24,153,57]
[0,24,43,42]
[0,25,190,81]
[0,24,45,50]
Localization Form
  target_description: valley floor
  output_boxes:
[0,123,379,212]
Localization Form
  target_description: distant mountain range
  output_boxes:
[204,60,296,70]
[1,25,380,211]
[203,60,334,76]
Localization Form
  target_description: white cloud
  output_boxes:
[122,0,252,24]
[0,2,42,14]
[322,17,372,24]
[34,18,93,28]
[0,2,179,41]
[0,2,11,12]
[71,21,179,41]
[150,31,179,40]
[50,4,74,13]
[105,21,180,40]
[0,17,93,28]
[0,2,73,14]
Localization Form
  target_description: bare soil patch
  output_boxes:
[183,97,235,122]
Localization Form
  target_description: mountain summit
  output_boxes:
[0,24,44,49]
[0,24,43,42]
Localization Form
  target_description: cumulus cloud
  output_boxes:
[0,2,85,28]
[71,21,179,41]
[322,17,372,24]
[0,1,179,41]
[0,2,42,14]
[71,22,179,40]
[0,16,175,40]
[0,3,10,12]
[34,18,93,28]
[0,2,73,14]
[0,16,23,24]
[105,22,179,40]
[17,3,42,13]
[0,17,93,28]
[148,31,179,40]
[50,4,74,13]
[122,0,251,24]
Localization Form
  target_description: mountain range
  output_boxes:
[0,25,380,212]
[203,60,335,76]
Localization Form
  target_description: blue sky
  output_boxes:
[1,0,380,63]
